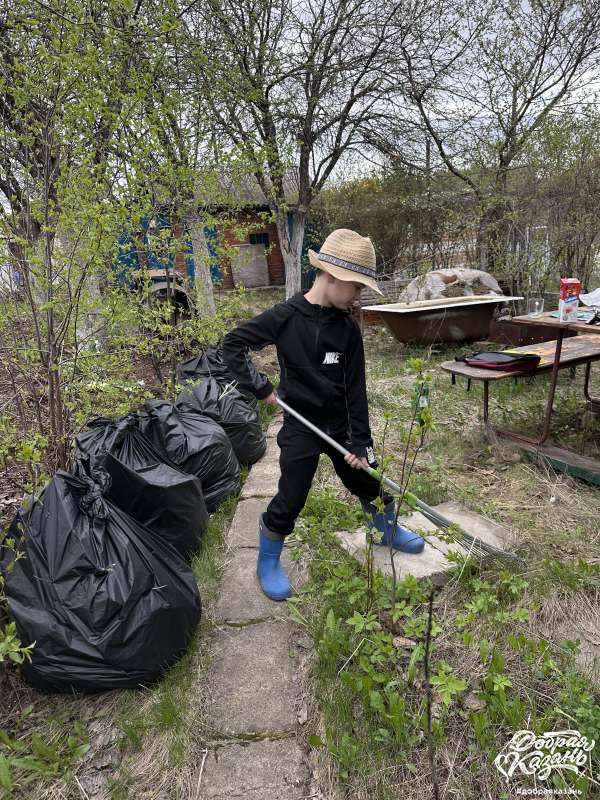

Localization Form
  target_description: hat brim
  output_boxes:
[308,250,383,296]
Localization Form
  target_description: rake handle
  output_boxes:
[275,397,522,564]
[275,397,418,509]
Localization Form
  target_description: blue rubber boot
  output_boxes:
[257,514,292,601]
[361,499,425,554]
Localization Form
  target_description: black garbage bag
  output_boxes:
[0,470,201,692]
[140,400,240,512]
[177,346,258,406]
[75,415,208,559]
[176,378,266,466]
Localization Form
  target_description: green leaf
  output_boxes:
[285,600,309,628]
[70,743,91,760]
[369,690,385,713]
[30,731,59,763]
[407,643,424,684]
[308,735,324,748]
[0,754,12,791]
[479,638,490,663]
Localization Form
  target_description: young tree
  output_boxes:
[115,0,223,317]
[188,0,403,297]
[379,0,600,274]
[0,0,163,467]
[517,109,600,289]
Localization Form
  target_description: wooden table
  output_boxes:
[441,311,600,483]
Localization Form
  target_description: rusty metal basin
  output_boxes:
[362,295,522,345]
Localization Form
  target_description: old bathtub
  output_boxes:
[362,294,523,345]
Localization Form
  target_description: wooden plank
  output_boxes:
[506,335,600,365]
[512,310,600,335]
[441,335,600,381]
[488,318,578,347]
[499,438,600,486]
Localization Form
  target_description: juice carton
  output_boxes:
[559,278,581,323]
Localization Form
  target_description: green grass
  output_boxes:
[292,490,600,800]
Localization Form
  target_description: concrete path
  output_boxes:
[196,416,312,799]
[195,415,515,797]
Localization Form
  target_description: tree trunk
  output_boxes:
[186,215,216,316]
[479,199,510,276]
[276,210,306,299]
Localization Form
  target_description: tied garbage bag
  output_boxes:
[75,415,208,560]
[177,346,258,406]
[0,470,201,692]
[176,378,266,466]
[141,400,240,512]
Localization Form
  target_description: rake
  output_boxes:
[276,397,522,565]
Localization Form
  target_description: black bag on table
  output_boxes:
[176,378,266,466]
[0,470,201,692]
[177,346,258,407]
[140,400,240,513]
[75,415,208,560]
[455,351,541,371]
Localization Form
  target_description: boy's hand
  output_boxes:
[344,453,369,470]
[262,391,279,406]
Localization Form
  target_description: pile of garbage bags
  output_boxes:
[177,346,259,406]
[1,470,201,691]
[0,347,267,692]
[75,415,209,559]
[176,377,266,465]
[140,399,241,512]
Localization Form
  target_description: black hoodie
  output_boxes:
[221,291,374,458]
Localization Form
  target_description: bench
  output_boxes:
[440,334,600,442]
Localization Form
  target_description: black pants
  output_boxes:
[262,420,394,536]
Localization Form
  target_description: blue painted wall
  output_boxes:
[204,227,221,282]
[115,219,224,287]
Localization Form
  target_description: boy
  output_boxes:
[222,228,424,601]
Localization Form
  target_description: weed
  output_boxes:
[0,716,89,798]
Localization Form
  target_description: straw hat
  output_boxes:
[308,228,383,295]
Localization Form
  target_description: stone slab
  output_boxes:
[213,548,302,623]
[333,500,513,584]
[240,459,281,498]
[208,621,297,736]
[226,498,268,549]
[434,501,512,548]
[240,446,280,494]
[240,418,282,498]
[266,417,283,438]
[198,738,308,799]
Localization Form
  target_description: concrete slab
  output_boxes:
[213,548,302,624]
[240,419,282,498]
[208,621,297,736]
[240,457,281,498]
[333,500,513,584]
[435,501,513,549]
[266,417,283,438]
[198,739,308,799]
[226,498,266,549]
